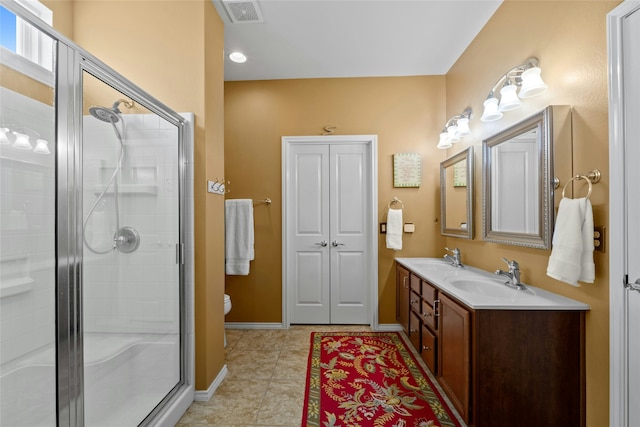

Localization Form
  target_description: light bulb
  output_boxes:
[437,131,452,149]
[499,83,521,112]
[480,96,503,122]
[228,51,247,63]
[447,124,461,143]
[456,117,471,136]
[519,67,548,98]
[12,133,32,150]
[34,138,50,154]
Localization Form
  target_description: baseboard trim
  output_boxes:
[225,322,285,329]
[375,323,403,332]
[194,364,228,402]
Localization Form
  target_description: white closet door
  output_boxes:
[624,7,640,426]
[286,140,370,325]
[287,144,331,324]
[329,144,369,324]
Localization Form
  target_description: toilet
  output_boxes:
[223,294,232,347]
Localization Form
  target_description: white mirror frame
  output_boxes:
[440,146,474,239]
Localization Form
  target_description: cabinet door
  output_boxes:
[409,290,421,316]
[438,293,471,423]
[396,265,410,333]
[421,324,437,374]
[409,310,421,351]
[421,300,437,330]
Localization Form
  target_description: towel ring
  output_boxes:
[562,175,593,199]
[388,197,404,209]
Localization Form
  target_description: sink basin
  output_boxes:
[444,277,533,298]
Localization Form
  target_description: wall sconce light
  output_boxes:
[480,57,548,122]
[0,126,50,154]
[0,127,11,144]
[437,107,472,150]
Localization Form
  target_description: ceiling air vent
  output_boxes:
[221,0,264,24]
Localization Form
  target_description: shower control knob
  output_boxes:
[113,226,141,253]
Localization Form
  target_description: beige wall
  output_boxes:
[445,1,619,425]
[224,77,448,324]
[45,0,227,391]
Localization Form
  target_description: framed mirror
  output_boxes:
[440,146,474,239]
[482,105,571,249]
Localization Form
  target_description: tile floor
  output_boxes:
[176,325,464,427]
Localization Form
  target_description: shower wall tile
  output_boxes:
[0,87,56,366]
[83,113,183,335]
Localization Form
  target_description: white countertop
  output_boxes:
[396,257,590,311]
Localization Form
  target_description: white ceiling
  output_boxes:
[212,0,503,82]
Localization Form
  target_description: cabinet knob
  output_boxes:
[410,328,417,333]
[410,299,419,304]
[423,312,432,318]
[422,345,431,351]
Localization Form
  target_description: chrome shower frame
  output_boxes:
[3,2,194,426]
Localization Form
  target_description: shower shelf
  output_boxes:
[92,184,158,196]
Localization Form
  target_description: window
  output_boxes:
[0,0,54,86]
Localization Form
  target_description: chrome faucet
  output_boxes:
[444,247,463,268]
[495,257,526,290]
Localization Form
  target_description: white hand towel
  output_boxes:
[225,199,254,275]
[386,208,403,250]
[579,198,595,283]
[546,198,594,286]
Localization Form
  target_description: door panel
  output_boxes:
[330,144,369,324]
[624,7,640,426]
[492,140,538,233]
[289,145,330,323]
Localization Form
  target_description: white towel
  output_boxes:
[546,198,595,286]
[386,208,403,250]
[225,199,254,275]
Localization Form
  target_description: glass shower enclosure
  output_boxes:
[0,2,194,426]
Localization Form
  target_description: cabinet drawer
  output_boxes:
[409,311,421,351]
[410,274,421,294]
[422,280,437,305]
[421,300,437,330]
[410,290,421,315]
[420,324,437,374]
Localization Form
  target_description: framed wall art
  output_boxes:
[393,153,421,187]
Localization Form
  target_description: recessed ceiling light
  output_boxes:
[228,51,247,64]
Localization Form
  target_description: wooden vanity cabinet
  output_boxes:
[396,262,586,427]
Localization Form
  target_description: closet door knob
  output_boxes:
[628,278,640,292]
[315,241,328,247]
[332,240,345,247]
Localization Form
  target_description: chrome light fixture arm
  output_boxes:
[486,57,541,97]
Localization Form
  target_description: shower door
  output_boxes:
[81,71,183,426]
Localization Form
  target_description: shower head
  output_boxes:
[89,105,120,123]
[89,99,135,123]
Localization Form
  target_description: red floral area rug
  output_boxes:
[302,332,461,427]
